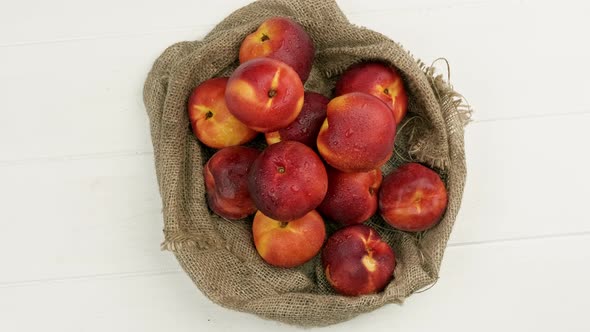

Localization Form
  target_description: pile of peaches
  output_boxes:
[190,17,448,296]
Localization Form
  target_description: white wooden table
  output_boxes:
[1,1,589,331]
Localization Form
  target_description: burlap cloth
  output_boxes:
[143,0,470,327]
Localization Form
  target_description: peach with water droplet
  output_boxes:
[203,146,260,220]
[253,210,326,268]
[316,92,396,172]
[248,141,328,221]
[265,91,328,147]
[225,58,304,133]
[318,167,382,225]
[188,77,257,148]
[379,163,448,232]
[335,62,408,124]
[322,224,396,296]
[239,17,315,82]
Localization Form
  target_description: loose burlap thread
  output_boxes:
[143,0,470,327]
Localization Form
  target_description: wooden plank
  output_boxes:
[0,114,588,283]
[0,32,193,162]
[0,154,178,284]
[454,113,590,244]
[0,0,493,46]
[0,0,249,46]
[0,234,588,331]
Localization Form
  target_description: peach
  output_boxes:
[379,163,448,232]
[188,77,258,148]
[318,168,382,225]
[335,62,408,124]
[203,146,260,220]
[252,210,325,268]
[322,224,395,296]
[265,91,329,147]
[248,140,328,221]
[225,58,304,133]
[317,92,396,172]
[239,17,315,82]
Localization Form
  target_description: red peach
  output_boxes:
[188,77,258,148]
[317,92,396,172]
[318,168,382,225]
[252,210,326,268]
[335,62,408,124]
[379,163,448,232]
[322,224,396,296]
[265,91,329,147]
[239,17,315,82]
[248,141,328,221]
[203,146,261,220]
[225,58,304,133]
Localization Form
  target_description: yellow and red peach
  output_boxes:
[203,146,261,220]
[335,62,408,124]
[379,163,448,232]
[322,224,396,296]
[265,91,329,147]
[188,77,257,148]
[225,58,304,133]
[318,168,382,225]
[248,140,328,221]
[252,210,325,268]
[239,17,315,82]
[317,92,396,172]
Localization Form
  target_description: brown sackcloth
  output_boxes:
[143,0,471,327]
